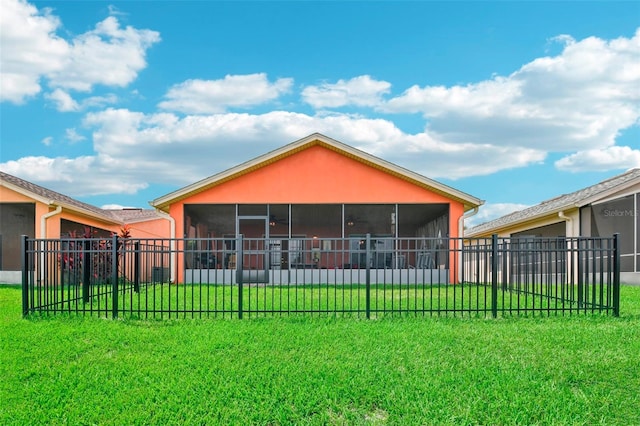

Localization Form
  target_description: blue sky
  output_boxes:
[1,0,639,227]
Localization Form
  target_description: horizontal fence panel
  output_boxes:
[21,235,620,319]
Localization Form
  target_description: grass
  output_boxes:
[2,285,640,425]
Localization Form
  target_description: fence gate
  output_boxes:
[237,216,269,284]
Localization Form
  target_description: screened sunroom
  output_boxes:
[183,203,450,281]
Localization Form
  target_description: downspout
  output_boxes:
[558,210,575,285]
[156,211,176,283]
[558,211,573,236]
[458,207,479,284]
[459,207,479,239]
[40,204,62,239]
[40,204,62,282]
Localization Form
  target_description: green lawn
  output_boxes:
[2,285,639,425]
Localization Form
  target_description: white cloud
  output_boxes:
[45,89,118,112]
[0,156,147,196]
[82,93,119,109]
[385,29,640,152]
[465,203,531,229]
[158,74,294,114]
[46,89,80,112]
[102,204,133,210]
[41,136,53,146]
[47,16,160,91]
[107,5,127,17]
[555,146,640,172]
[548,34,575,47]
[0,0,68,103]
[0,0,159,103]
[84,108,545,183]
[302,75,392,108]
[65,128,86,143]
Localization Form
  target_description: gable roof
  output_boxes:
[0,171,163,225]
[466,168,640,236]
[150,133,484,211]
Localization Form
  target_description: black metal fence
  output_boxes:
[21,234,620,319]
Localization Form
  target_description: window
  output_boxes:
[591,194,636,272]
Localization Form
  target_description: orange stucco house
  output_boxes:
[151,133,484,283]
[0,171,170,283]
[2,133,483,285]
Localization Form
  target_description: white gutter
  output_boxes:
[558,210,577,284]
[156,210,177,283]
[39,204,62,282]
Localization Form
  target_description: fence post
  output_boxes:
[112,234,119,319]
[21,235,29,317]
[612,233,620,317]
[365,233,371,319]
[501,239,508,291]
[491,234,498,318]
[82,239,91,303]
[237,235,243,319]
[577,239,584,309]
[134,241,140,293]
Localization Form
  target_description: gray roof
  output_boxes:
[0,171,162,224]
[107,208,165,223]
[466,168,640,236]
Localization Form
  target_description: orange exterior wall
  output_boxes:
[174,145,464,234]
[128,219,171,239]
[184,146,458,205]
[1,186,35,203]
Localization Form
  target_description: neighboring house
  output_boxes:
[0,171,170,283]
[150,133,484,283]
[465,168,640,284]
